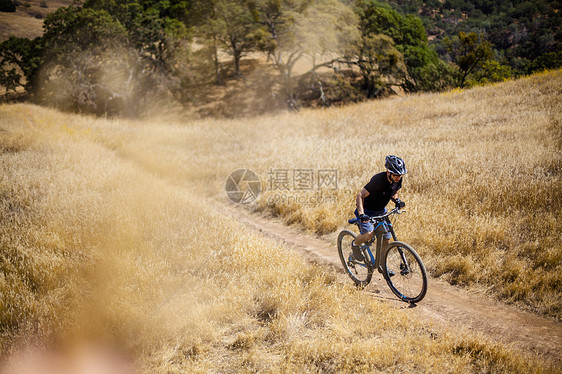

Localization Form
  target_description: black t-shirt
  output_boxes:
[363,172,402,213]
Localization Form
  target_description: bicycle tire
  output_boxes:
[337,230,373,288]
[382,241,427,303]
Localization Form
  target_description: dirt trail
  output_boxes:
[222,201,562,365]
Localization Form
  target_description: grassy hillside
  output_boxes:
[111,69,559,319]
[0,72,560,372]
[207,70,562,318]
[0,1,75,42]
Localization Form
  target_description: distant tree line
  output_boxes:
[0,0,559,117]
[385,0,561,74]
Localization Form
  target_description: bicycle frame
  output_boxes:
[357,209,410,273]
[363,218,396,269]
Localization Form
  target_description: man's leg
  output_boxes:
[351,231,374,261]
[353,208,375,247]
[354,231,375,246]
[351,209,377,261]
[380,235,395,276]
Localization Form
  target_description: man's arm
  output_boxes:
[391,192,406,208]
[356,188,370,215]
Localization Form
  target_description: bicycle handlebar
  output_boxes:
[349,207,404,225]
[366,207,403,222]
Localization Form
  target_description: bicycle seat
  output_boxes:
[348,218,358,224]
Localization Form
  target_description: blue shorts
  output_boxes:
[354,208,392,239]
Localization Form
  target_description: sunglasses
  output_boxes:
[390,173,402,178]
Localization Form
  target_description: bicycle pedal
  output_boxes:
[378,267,395,277]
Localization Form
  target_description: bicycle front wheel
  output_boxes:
[337,230,373,288]
[383,241,427,303]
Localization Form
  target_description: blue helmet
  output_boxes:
[385,155,407,175]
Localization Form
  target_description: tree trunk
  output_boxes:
[234,52,241,76]
[213,43,222,85]
[230,36,242,76]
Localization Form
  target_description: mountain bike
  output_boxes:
[337,207,427,303]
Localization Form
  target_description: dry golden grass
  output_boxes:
[0,71,560,372]
[0,1,74,42]
[0,12,43,42]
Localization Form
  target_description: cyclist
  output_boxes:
[351,155,407,261]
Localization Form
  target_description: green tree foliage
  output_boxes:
[0,1,191,116]
[526,51,562,74]
[354,0,454,93]
[466,59,513,87]
[36,6,132,113]
[0,36,42,92]
[445,31,494,87]
[384,0,561,75]
[355,1,426,48]
[82,0,190,69]
[215,0,260,76]
[402,44,456,91]
[4,0,545,115]
[191,0,261,84]
[41,6,128,58]
[350,33,405,97]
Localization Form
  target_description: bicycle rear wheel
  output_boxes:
[383,241,427,303]
[337,230,373,287]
